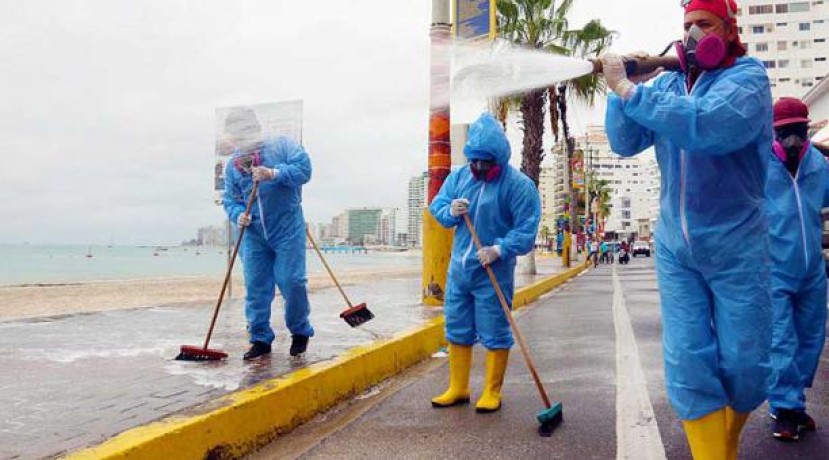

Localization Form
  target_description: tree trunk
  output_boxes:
[519,88,546,188]
[517,88,546,274]
[557,84,578,265]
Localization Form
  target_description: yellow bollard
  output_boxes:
[422,208,454,306]
[562,232,572,268]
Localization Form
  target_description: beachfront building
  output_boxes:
[736,1,829,99]
[583,126,653,240]
[537,148,567,238]
[197,225,227,246]
[407,172,428,248]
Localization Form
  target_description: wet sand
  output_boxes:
[0,267,420,321]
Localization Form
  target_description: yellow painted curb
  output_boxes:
[65,262,588,460]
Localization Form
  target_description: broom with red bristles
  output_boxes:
[175,181,260,361]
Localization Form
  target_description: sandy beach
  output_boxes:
[0,267,420,321]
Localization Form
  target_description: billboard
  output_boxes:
[213,100,303,196]
[454,0,495,40]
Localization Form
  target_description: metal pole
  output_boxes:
[422,0,453,306]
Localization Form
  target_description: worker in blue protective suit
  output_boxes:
[600,1,773,458]
[765,97,829,442]
[428,113,541,413]
[222,107,314,361]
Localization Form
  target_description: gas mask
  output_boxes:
[773,123,810,175]
[469,159,501,182]
[233,149,262,174]
[675,24,727,72]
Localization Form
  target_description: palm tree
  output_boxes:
[586,169,612,236]
[497,0,614,267]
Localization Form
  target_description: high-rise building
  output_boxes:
[407,172,428,247]
[537,149,567,234]
[330,213,347,239]
[736,1,829,99]
[346,208,383,245]
[581,126,653,240]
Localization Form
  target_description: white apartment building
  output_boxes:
[538,151,567,234]
[407,172,428,247]
[736,1,829,99]
[537,127,653,240]
[586,129,652,239]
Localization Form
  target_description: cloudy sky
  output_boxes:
[0,1,681,245]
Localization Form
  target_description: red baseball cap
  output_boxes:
[773,97,810,127]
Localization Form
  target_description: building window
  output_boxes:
[816,20,826,24]
[779,59,790,68]
[800,22,812,31]
[790,2,811,13]
[776,4,789,13]
[801,40,813,49]
[750,4,774,14]
[802,59,814,68]
[778,41,788,51]
[753,25,765,34]
[817,57,827,61]
[756,42,769,52]
[780,77,791,82]
[776,22,788,27]
[816,38,827,43]
[763,60,776,68]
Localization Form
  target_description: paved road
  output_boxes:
[250,258,829,459]
[0,257,566,459]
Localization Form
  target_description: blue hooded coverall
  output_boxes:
[605,57,774,420]
[429,113,541,350]
[223,136,314,345]
[766,143,829,413]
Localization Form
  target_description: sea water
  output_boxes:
[0,245,420,286]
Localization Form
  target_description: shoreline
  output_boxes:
[0,267,421,322]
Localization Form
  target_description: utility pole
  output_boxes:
[422,0,453,306]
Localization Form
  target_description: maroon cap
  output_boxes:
[773,97,810,127]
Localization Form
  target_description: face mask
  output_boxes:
[470,159,501,182]
[675,24,727,72]
[233,151,262,174]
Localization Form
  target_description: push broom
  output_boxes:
[463,214,563,436]
[176,181,260,361]
[305,225,374,327]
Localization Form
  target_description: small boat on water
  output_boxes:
[85,246,93,258]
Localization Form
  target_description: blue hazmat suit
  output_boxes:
[765,144,829,412]
[429,113,541,350]
[223,136,314,344]
[605,57,774,420]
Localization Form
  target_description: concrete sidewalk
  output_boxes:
[249,259,829,460]
[0,256,568,459]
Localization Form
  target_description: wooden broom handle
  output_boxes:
[305,225,354,308]
[462,214,552,409]
[203,180,260,349]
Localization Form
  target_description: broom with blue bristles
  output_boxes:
[463,214,563,436]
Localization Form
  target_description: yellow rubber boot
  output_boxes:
[476,349,509,413]
[725,407,749,460]
[682,408,728,460]
[431,344,472,407]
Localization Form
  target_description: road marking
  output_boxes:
[612,265,666,460]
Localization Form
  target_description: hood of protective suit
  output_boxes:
[463,113,511,166]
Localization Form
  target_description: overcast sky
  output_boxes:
[0,1,682,245]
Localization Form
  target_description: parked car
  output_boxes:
[632,240,651,257]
